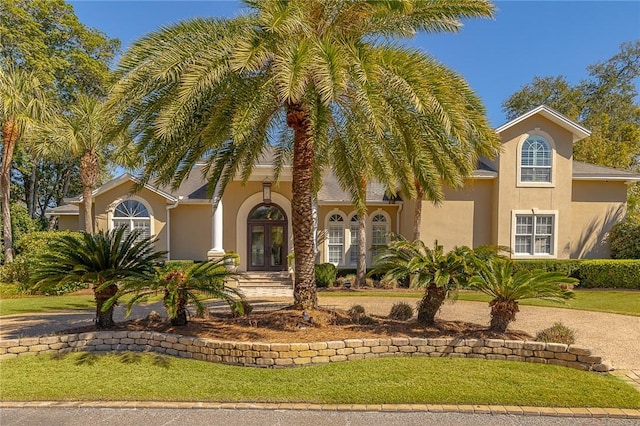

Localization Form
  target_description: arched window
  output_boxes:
[349,215,360,266]
[521,136,552,183]
[112,199,151,240]
[327,213,345,265]
[371,213,389,260]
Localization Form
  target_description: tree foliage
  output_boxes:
[109,0,500,309]
[502,41,640,219]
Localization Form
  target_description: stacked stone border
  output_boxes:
[0,332,611,372]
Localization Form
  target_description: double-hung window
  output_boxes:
[327,213,345,265]
[514,213,555,256]
[112,199,151,241]
[520,136,552,183]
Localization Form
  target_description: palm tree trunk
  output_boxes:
[489,299,519,332]
[416,282,446,325]
[27,162,38,218]
[356,210,366,288]
[287,103,317,310]
[94,282,118,329]
[1,120,19,263]
[80,150,99,233]
[413,182,424,242]
[171,291,188,326]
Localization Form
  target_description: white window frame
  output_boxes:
[511,210,558,258]
[326,211,346,266]
[517,131,556,187]
[368,210,390,264]
[108,196,154,241]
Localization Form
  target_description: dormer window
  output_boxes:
[520,135,552,183]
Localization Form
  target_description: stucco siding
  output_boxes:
[169,204,212,260]
[496,116,574,258]
[57,216,79,231]
[415,179,494,251]
[570,181,627,258]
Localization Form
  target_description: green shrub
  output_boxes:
[0,283,21,298]
[315,263,337,288]
[513,259,582,278]
[608,221,640,259]
[389,302,413,320]
[347,304,366,319]
[6,231,84,294]
[578,260,640,289]
[536,322,576,345]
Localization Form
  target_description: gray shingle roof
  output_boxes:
[572,161,640,180]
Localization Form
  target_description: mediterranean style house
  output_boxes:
[49,106,640,272]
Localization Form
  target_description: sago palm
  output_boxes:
[35,94,131,233]
[109,0,499,310]
[0,66,49,262]
[374,239,474,325]
[116,258,246,326]
[468,258,576,332]
[31,227,165,328]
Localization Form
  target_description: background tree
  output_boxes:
[109,0,499,310]
[0,66,49,263]
[502,41,640,219]
[0,0,120,223]
[35,94,131,233]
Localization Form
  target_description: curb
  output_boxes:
[1,401,639,419]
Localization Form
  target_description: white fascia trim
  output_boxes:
[573,176,640,182]
[496,105,591,143]
[317,201,400,206]
[177,199,214,204]
[44,211,79,218]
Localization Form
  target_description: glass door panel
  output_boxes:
[270,225,284,267]
[250,225,265,267]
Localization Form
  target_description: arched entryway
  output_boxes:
[247,203,288,271]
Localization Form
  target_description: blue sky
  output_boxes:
[71,0,639,126]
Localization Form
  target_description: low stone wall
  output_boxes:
[0,332,612,372]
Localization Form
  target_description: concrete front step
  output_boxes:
[235,272,293,298]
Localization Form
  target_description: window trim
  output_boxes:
[108,196,154,239]
[368,210,390,264]
[511,210,558,259]
[325,211,346,266]
[516,131,556,188]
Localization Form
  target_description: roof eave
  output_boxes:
[496,105,591,143]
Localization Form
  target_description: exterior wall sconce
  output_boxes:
[263,180,272,204]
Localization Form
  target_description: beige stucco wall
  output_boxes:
[169,204,213,261]
[570,181,627,259]
[496,116,574,258]
[90,181,169,255]
[56,216,80,231]
[398,179,494,252]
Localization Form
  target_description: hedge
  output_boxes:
[315,263,337,288]
[608,221,640,259]
[578,260,640,290]
[513,259,582,278]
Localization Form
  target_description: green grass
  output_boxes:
[320,289,640,316]
[1,353,638,408]
[0,294,95,316]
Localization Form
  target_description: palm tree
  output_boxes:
[116,258,247,326]
[374,239,475,325]
[468,258,576,332]
[30,227,165,328]
[35,94,130,233]
[0,66,49,262]
[108,0,499,310]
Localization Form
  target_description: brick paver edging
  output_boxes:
[0,401,638,418]
[0,331,612,372]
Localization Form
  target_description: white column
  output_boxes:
[207,199,225,260]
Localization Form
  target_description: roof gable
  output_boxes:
[495,105,591,143]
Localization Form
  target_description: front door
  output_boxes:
[248,204,287,271]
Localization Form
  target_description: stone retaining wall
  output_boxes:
[0,332,612,372]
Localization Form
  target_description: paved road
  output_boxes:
[2,408,639,426]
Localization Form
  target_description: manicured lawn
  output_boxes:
[321,289,640,316]
[1,354,638,408]
[0,294,95,316]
